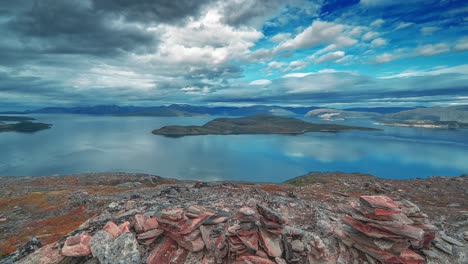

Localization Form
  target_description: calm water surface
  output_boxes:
[0,114,467,182]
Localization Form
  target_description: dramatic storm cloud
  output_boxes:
[0,0,467,109]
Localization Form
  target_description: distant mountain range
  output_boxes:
[306,105,468,127]
[2,104,467,129]
[1,104,420,117]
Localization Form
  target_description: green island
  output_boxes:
[0,116,52,133]
[152,114,380,137]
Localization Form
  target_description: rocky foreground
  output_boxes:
[0,172,467,263]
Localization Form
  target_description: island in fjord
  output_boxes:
[0,116,52,133]
[152,114,379,137]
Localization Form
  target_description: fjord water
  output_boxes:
[0,114,467,182]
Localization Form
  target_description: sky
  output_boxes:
[0,0,467,110]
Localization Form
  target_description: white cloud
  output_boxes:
[370,19,384,27]
[379,64,468,79]
[375,53,395,63]
[335,55,354,64]
[284,60,308,72]
[315,51,345,64]
[362,31,379,41]
[69,65,154,90]
[137,9,263,70]
[415,43,450,56]
[373,43,451,64]
[275,20,357,53]
[420,26,441,35]
[395,22,414,30]
[455,37,468,51]
[282,72,314,78]
[250,79,272,85]
[267,61,285,69]
[270,33,292,43]
[181,86,201,91]
[371,38,387,47]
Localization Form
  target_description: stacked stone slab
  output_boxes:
[340,195,436,264]
[147,206,216,263]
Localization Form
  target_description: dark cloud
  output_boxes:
[92,0,214,24]
[221,0,286,27]
[5,0,157,57]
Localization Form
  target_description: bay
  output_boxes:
[0,114,467,182]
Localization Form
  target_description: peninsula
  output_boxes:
[152,114,379,136]
[0,116,52,133]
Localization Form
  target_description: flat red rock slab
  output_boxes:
[146,237,179,264]
[351,212,407,228]
[359,203,402,216]
[133,214,148,233]
[186,205,215,217]
[157,216,187,233]
[238,233,259,251]
[170,247,189,264]
[353,243,404,263]
[367,223,424,240]
[118,221,131,234]
[237,229,257,236]
[134,214,159,233]
[258,227,283,257]
[137,229,164,240]
[158,214,211,235]
[352,205,395,220]
[260,218,284,229]
[229,242,247,252]
[161,208,185,221]
[374,208,402,216]
[345,230,410,255]
[263,227,283,235]
[207,216,229,224]
[145,218,159,231]
[200,225,215,251]
[61,234,92,257]
[239,255,276,264]
[228,235,244,245]
[400,249,425,264]
[167,232,206,252]
[343,215,402,239]
[103,221,121,238]
[183,229,202,242]
[360,196,400,209]
[256,204,286,224]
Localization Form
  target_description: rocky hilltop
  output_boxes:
[0,172,467,263]
[152,115,379,137]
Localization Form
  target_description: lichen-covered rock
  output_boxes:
[15,243,64,264]
[0,237,42,264]
[90,231,140,264]
[89,230,113,261]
